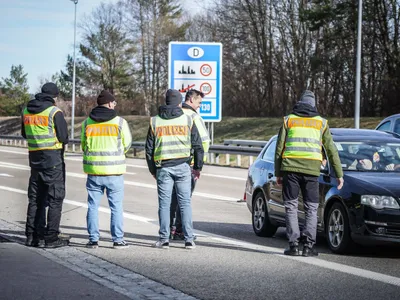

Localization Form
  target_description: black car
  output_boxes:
[375,113,400,135]
[245,129,400,254]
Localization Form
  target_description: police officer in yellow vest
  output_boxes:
[21,82,69,248]
[275,90,344,257]
[81,90,132,249]
[145,89,204,250]
[170,89,210,240]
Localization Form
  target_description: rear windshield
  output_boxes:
[334,141,400,172]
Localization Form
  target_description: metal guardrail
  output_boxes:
[223,139,267,148]
[0,135,266,168]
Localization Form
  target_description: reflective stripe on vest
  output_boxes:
[282,114,327,161]
[23,106,63,151]
[151,114,192,163]
[182,107,210,163]
[82,116,126,175]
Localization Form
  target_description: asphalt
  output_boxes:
[0,146,400,300]
[0,240,130,300]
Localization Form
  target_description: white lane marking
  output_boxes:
[0,173,13,177]
[126,163,147,169]
[0,185,153,223]
[1,185,400,288]
[126,163,245,180]
[0,221,195,300]
[0,149,245,181]
[0,161,240,202]
[201,173,245,181]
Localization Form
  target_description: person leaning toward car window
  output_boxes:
[81,90,132,249]
[145,89,204,250]
[274,90,344,257]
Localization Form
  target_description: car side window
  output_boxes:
[262,140,277,161]
[394,119,400,134]
[376,121,391,132]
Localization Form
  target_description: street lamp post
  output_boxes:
[70,0,78,140]
[355,0,363,129]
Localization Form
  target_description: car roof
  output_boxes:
[330,128,400,142]
[381,113,400,122]
[376,113,400,128]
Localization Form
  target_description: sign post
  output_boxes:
[168,42,223,125]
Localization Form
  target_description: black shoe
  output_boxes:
[25,235,34,247]
[284,245,300,256]
[302,246,318,257]
[58,233,71,241]
[153,240,169,249]
[86,241,99,249]
[113,241,129,249]
[185,241,196,250]
[32,239,45,248]
[45,238,69,248]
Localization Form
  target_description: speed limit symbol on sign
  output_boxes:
[200,83,212,95]
[200,64,212,76]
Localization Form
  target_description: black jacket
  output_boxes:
[21,93,69,169]
[88,105,117,122]
[145,105,204,176]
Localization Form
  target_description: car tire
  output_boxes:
[325,202,354,254]
[252,192,278,237]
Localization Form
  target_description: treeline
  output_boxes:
[1,0,400,117]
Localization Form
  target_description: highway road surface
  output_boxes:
[0,145,399,300]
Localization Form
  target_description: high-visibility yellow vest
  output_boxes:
[282,114,327,161]
[151,114,193,163]
[82,116,129,175]
[23,106,63,151]
[183,108,210,162]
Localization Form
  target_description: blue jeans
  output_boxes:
[156,163,193,242]
[86,175,125,243]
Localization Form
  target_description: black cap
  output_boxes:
[41,82,59,97]
[97,90,115,105]
[165,89,182,106]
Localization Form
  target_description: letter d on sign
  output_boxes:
[187,47,204,59]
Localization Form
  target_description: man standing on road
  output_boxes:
[22,82,69,248]
[170,89,210,240]
[275,90,344,257]
[145,89,204,250]
[81,90,132,249]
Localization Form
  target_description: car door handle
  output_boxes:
[268,173,274,179]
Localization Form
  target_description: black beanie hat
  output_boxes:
[97,90,115,105]
[165,89,182,106]
[298,90,316,107]
[41,82,59,97]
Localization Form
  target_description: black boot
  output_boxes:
[32,238,45,248]
[302,246,318,257]
[284,244,300,256]
[25,235,34,247]
[45,238,69,248]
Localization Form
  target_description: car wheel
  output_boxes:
[325,202,354,254]
[252,192,278,237]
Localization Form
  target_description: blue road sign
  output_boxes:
[169,42,222,122]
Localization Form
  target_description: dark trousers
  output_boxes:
[26,163,65,242]
[282,172,319,247]
[170,172,196,232]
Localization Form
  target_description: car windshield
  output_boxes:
[334,141,400,172]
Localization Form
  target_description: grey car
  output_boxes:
[375,113,400,135]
